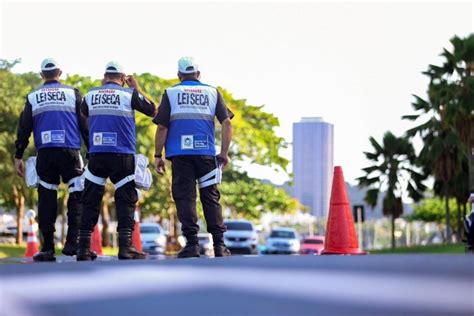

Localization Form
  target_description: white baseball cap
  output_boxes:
[105,61,124,74]
[41,58,59,71]
[178,57,199,74]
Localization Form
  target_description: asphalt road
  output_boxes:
[0,254,473,316]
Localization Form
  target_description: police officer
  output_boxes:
[14,58,88,261]
[77,62,156,260]
[153,57,233,258]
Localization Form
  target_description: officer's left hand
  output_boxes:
[125,75,139,89]
[14,158,24,177]
[217,153,230,168]
[154,157,166,175]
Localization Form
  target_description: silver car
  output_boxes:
[265,227,300,255]
[140,223,167,254]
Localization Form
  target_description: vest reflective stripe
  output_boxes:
[33,106,75,116]
[165,81,218,157]
[28,83,80,150]
[85,84,136,154]
[170,113,214,121]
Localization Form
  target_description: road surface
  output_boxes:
[0,255,473,316]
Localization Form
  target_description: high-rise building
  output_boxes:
[292,117,334,217]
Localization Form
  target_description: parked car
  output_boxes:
[265,227,300,255]
[300,235,325,255]
[224,220,259,254]
[198,233,214,257]
[140,223,166,254]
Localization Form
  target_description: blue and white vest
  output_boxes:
[85,83,136,154]
[166,81,218,157]
[29,82,81,150]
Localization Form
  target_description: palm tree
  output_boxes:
[450,158,469,241]
[357,131,426,249]
[403,34,473,242]
[410,118,462,243]
[435,36,473,239]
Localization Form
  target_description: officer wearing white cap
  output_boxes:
[14,58,89,261]
[77,61,156,260]
[153,57,233,258]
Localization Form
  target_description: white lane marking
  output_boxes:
[1,266,473,315]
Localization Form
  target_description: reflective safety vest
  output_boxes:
[165,81,218,157]
[29,82,81,150]
[85,83,136,154]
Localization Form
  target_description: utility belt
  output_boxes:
[84,154,152,191]
[25,157,84,193]
[25,154,152,192]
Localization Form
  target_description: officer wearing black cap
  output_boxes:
[77,61,156,260]
[153,57,233,258]
[14,58,89,261]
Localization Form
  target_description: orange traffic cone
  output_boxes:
[321,166,367,255]
[24,210,39,257]
[91,224,103,256]
[132,208,143,252]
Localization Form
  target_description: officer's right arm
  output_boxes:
[152,91,171,175]
[215,90,233,167]
[14,99,33,176]
[131,89,157,117]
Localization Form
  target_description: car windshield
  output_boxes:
[140,226,160,234]
[270,230,296,238]
[225,222,253,231]
[199,236,211,241]
[304,239,323,244]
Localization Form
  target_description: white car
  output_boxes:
[140,223,167,254]
[265,227,300,255]
[224,220,259,255]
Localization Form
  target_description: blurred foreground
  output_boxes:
[1,255,472,316]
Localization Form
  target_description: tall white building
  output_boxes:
[292,117,334,217]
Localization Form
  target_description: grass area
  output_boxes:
[0,244,26,259]
[371,243,465,254]
[0,243,117,258]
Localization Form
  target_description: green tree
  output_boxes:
[0,68,41,244]
[407,197,461,241]
[403,34,473,243]
[220,169,299,221]
[357,131,426,249]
